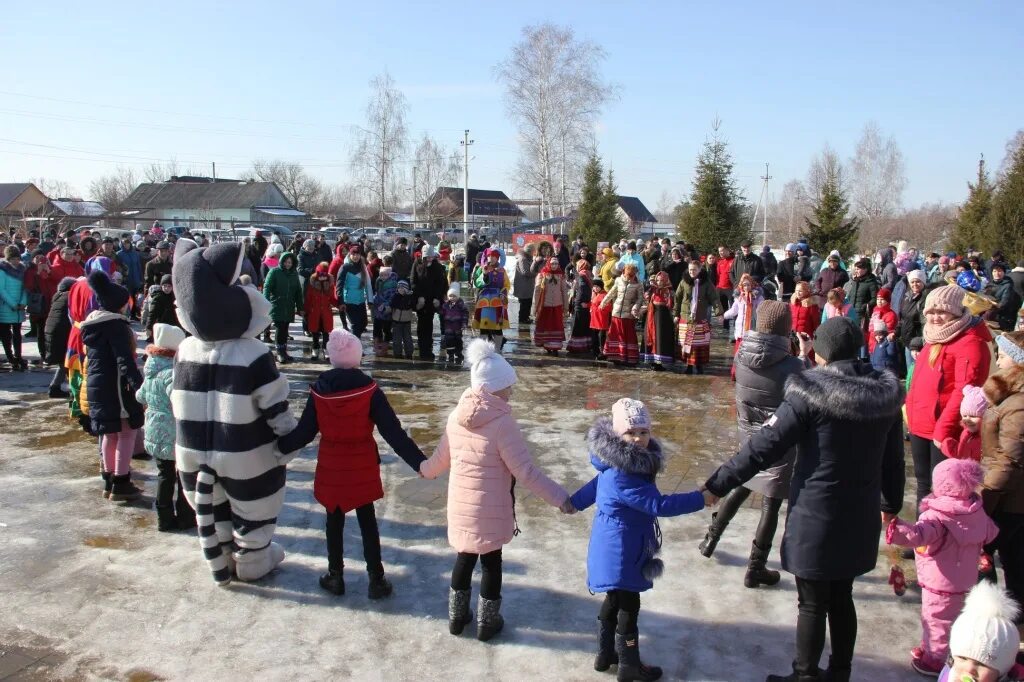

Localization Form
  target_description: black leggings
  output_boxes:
[909,434,944,513]
[591,329,606,358]
[599,589,641,633]
[346,304,368,337]
[325,504,383,576]
[795,577,857,677]
[274,321,290,350]
[0,322,23,362]
[713,486,785,549]
[517,296,532,323]
[989,511,1024,624]
[310,331,323,350]
[451,549,502,600]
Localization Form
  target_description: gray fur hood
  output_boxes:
[587,417,663,476]
[784,359,904,421]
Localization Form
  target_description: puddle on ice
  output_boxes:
[83,535,133,550]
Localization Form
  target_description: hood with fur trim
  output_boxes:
[784,359,904,421]
[984,363,1024,406]
[587,417,663,476]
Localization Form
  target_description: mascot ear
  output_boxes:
[205,242,245,286]
[173,242,253,341]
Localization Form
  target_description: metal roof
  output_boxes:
[253,207,307,217]
[121,180,291,210]
[0,183,35,208]
[616,196,657,223]
[50,199,106,217]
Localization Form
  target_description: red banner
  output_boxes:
[511,233,559,254]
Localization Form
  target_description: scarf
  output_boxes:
[923,312,974,345]
[690,277,700,320]
[739,289,755,335]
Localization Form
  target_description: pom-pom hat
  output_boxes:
[153,323,186,352]
[960,384,989,418]
[949,582,1021,675]
[87,270,130,312]
[325,328,363,369]
[466,339,516,393]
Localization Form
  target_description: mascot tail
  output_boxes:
[195,465,232,586]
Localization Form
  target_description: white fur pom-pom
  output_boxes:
[962,580,1021,623]
[465,338,497,367]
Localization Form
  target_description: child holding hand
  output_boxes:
[941,385,987,461]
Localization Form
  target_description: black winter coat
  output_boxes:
[391,248,413,281]
[411,260,448,306]
[845,274,880,322]
[777,257,811,297]
[730,253,766,283]
[897,291,925,347]
[147,290,179,330]
[144,257,172,288]
[661,260,687,292]
[989,278,1022,331]
[79,311,145,435]
[705,360,905,580]
[43,281,74,366]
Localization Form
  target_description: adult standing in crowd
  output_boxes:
[896,269,928,376]
[512,244,542,325]
[661,246,687,291]
[465,233,482,273]
[905,285,992,511]
[336,246,373,338]
[390,237,413,281]
[144,241,173,288]
[715,246,735,326]
[411,245,448,361]
[844,258,880,350]
[703,316,905,682]
[814,251,849,298]
[730,240,766,284]
[777,244,807,299]
[263,251,303,364]
[988,262,1023,331]
[116,235,143,319]
[760,245,778,281]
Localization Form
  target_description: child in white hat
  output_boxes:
[941,581,1022,681]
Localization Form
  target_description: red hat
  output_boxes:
[348,245,360,254]
[315,262,329,274]
[877,287,892,302]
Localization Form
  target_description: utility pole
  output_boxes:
[412,166,418,225]
[761,163,772,245]
[461,130,474,245]
[211,162,216,181]
[560,135,566,217]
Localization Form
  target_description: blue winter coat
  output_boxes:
[571,419,704,593]
[116,247,143,289]
[135,353,175,460]
[0,261,28,324]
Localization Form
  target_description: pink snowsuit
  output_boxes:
[887,493,999,669]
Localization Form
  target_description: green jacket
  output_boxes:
[674,271,720,322]
[263,254,303,323]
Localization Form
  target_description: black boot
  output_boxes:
[319,569,345,595]
[477,596,504,642]
[277,347,291,364]
[367,572,393,600]
[594,617,619,672]
[615,631,662,681]
[155,504,177,532]
[745,541,781,588]
[766,663,822,681]
[108,474,142,502]
[698,487,748,557]
[101,471,113,499]
[448,588,472,635]
[176,496,197,530]
[48,386,69,399]
[698,512,726,557]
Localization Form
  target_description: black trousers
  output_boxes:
[373,319,392,343]
[716,487,785,550]
[0,322,23,362]
[591,329,606,358]
[990,510,1024,623]
[517,296,532,324]
[794,577,857,676]
[346,304,368,337]
[417,309,439,358]
[310,331,323,350]
[49,366,64,390]
[442,332,464,356]
[909,434,944,512]
[451,548,502,600]
[156,459,194,521]
[599,589,641,633]
[274,321,290,350]
[325,504,383,577]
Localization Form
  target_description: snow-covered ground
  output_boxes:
[0,323,924,681]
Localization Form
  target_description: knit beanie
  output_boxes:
[872,318,888,333]
[325,328,362,369]
[960,384,989,418]
[948,582,1021,676]
[923,284,966,317]
[814,316,862,362]
[466,338,516,393]
[932,456,984,500]
[755,300,792,337]
[611,398,652,436]
[906,269,925,283]
[268,243,285,257]
[877,287,892,302]
[996,334,1024,365]
[446,283,460,299]
[160,274,172,286]
[153,323,186,352]
[421,244,436,259]
[87,270,130,312]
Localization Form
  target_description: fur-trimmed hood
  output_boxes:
[587,417,663,477]
[984,363,1024,406]
[784,359,904,421]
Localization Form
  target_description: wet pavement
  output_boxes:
[0,307,926,680]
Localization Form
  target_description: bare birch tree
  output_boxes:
[350,71,409,217]
[495,23,615,219]
[245,159,323,210]
[412,133,462,222]
[849,121,907,220]
[29,177,77,199]
[88,166,138,211]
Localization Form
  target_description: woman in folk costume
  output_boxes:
[472,248,510,349]
[532,256,569,354]
[723,273,764,380]
[65,255,118,428]
[674,260,720,375]
[601,263,644,366]
[641,270,677,371]
[567,258,594,355]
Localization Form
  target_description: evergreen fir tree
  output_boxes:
[950,156,994,256]
[571,155,624,246]
[802,162,860,256]
[989,143,1024,261]
[676,130,750,253]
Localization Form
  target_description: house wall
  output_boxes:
[125,208,250,230]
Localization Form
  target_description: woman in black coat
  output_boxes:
[43,277,76,398]
[702,316,905,682]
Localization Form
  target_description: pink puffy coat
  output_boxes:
[887,493,998,594]
[420,387,568,554]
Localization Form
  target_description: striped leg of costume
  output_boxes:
[177,456,236,585]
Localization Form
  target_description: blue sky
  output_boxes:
[1,1,1021,210]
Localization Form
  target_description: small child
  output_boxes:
[868,287,898,354]
[941,582,1023,682]
[146,275,179,342]
[390,279,415,359]
[141,284,160,342]
[569,399,706,680]
[303,262,337,362]
[821,287,855,324]
[135,323,195,532]
[886,458,999,676]
[789,281,820,339]
[589,280,610,360]
[440,283,469,363]
[278,328,426,598]
[420,339,570,641]
[373,262,397,356]
[869,318,900,374]
[941,385,987,462]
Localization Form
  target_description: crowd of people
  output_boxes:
[3,220,1024,681]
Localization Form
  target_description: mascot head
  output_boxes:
[172,242,270,341]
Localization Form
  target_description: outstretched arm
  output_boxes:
[277,392,318,454]
[620,479,704,517]
[250,350,297,437]
[419,431,452,479]
[569,476,599,512]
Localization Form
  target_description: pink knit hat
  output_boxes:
[611,398,651,435]
[960,385,989,418]
[325,328,362,368]
[923,284,966,316]
[932,457,984,500]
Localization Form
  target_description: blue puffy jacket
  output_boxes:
[116,246,143,289]
[571,419,703,593]
[0,261,27,324]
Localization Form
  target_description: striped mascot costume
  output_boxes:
[171,242,297,585]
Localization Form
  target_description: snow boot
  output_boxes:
[319,569,345,595]
[108,474,142,502]
[766,663,823,681]
[823,662,851,682]
[448,588,473,635]
[367,572,393,600]
[155,504,177,532]
[698,512,728,557]
[101,471,112,499]
[594,618,619,672]
[476,596,504,642]
[48,386,69,399]
[615,631,662,681]
[745,541,781,588]
[176,495,197,530]
[276,347,291,364]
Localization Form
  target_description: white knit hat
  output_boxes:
[153,323,186,352]
[907,269,926,283]
[466,338,516,393]
[948,582,1021,675]
[447,283,460,298]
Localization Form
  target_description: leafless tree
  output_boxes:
[308,183,372,218]
[413,133,462,221]
[245,159,323,211]
[999,129,1024,181]
[654,190,677,223]
[858,202,956,253]
[849,121,907,221]
[29,177,78,199]
[88,166,138,211]
[765,179,811,245]
[495,23,616,219]
[350,71,409,217]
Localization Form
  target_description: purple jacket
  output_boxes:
[887,493,998,594]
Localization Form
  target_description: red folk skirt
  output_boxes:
[533,305,565,350]
[604,317,639,364]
